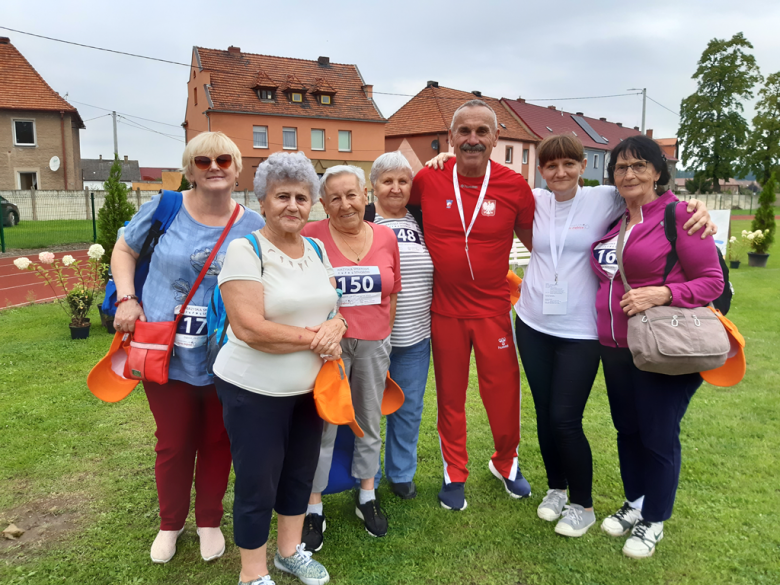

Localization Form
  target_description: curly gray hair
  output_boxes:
[370,151,413,187]
[253,151,321,203]
[320,165,366,198]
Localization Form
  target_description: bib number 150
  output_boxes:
[337,274,376,293]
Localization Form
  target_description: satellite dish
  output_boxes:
[49,156,61,172]
[431,139,440,151]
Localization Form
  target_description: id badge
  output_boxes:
[384,221,423,253]
[333,266,382,307]
[174,304,208,348]
[543,281,568,315]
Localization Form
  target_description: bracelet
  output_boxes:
[337,316,348,331]
[114,294,141,307]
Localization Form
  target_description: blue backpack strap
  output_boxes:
[246,232,264,275]
[216,233,263,347]
[304,237,324,262]
[138,190,183,258]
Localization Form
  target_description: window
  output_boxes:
[522,149,529,165]
[338,130,351,152]
[311,129,325,151]
[291,92,303,103]
[258,89,274,101]
[18,171,38,190]
[283,127,297,149]
[593,154,600,169]
[194,87,198,106]
[13,120,36,146]
[505,146,513,164]
[320,95,331,105]
[253,126,268,149]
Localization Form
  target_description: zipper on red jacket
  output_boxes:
[607,275,618,346]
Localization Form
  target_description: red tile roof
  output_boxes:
[385,85,538,142]
[0,37,83,127]
[502,98,641,151]
[194,47,384,123]
[139,167,179,181]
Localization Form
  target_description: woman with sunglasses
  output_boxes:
[112,131,265,564]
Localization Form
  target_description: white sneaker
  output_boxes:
[554,504,596,537]
[197,526,225,561]
[537,489,568,521]
[623,520,664,558]
[150,527,184,563]
[601,501,643,537]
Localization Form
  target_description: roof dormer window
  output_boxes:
[291,93,303,103]
[320,95,331,105]
[257,89,274,101]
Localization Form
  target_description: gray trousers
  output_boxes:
[312,336,391,492]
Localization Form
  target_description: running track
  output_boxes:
[1,249,92,309]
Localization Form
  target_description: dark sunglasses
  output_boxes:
[193,154,233,170]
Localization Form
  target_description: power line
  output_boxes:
[646,95,680,117]
[117,116,185,143]
[82,113,112,123]
[67,99,183,128]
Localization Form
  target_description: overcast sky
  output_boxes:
[3,0,780,168]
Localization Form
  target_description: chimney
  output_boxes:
[318,56,330,65]
[547,105,556,110]
[227,46,240,54]
[0,37,9,44]
[124,155,128,162]
[472,90,482,97]
[617,122,623,127]
[599,117,607,122]
[99,155,102,160]
[426,80,439,88]
[646,129,654,138]
[363,84,373,98]
[634,126,639,130]
[516,97,525,104]
[576,112,584,116]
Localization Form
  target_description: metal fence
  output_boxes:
[675,193,760,213]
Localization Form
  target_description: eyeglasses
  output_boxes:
[613,161,648,177]
[192,154,233,170]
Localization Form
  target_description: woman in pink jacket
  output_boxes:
[590,135,723,559]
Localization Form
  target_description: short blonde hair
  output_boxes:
[181,131,243,180]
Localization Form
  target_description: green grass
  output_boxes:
[1,236,779,584]
[730,205,780,217]
[1,220,94,251]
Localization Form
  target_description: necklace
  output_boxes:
[331,222,368,262]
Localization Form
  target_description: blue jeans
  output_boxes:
[384,338,431,483]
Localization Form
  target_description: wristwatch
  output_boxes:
[337,316,348,331]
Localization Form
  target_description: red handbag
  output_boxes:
[124,203,241,384]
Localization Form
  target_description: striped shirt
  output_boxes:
[374,211,434,347]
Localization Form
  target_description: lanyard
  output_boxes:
[453,161,491,280]
[548,187,581,283]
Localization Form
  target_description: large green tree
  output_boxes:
[97,155,136,268]
[678,32,762,192]
[739,72,780,185]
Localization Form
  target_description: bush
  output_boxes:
[97,156,136,269]
[177,175,191,192]
[685,171,713,194]
[750,172,777,254]
[582,178,600,187]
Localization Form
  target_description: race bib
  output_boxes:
[174,304,208,348]
[543,281,568,315]
[384,221,424,253]
[593,240,618,276]
[333,266,382,307]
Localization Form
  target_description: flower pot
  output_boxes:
[729,260,741,269]
[70,318,91,340]
[99,307,116,334]
[747,252,770,267]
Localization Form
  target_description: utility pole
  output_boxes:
[112,111,118,156]
[627,88,647,134]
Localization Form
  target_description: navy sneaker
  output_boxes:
[489,460,531,499]
[438,481,467,511]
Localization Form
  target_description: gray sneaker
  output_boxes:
[274,544,329,585]
[537,489,568,521]
[554,504,596,537]
[601,501,643,537]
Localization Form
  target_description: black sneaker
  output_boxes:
[301,513,326,552]
[390,481,417,500]
[355,495,388,537]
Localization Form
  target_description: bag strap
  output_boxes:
[615,215,632,294]
[304,237,324,262]
[217,231,262,348]
[662,201,679,284]
[138,190,183,258]
[175,203,241,324]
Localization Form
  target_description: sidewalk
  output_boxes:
[0,249,90,309]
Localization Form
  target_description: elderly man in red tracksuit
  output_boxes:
[409,100,535,510]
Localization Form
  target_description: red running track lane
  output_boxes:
[0,249,92,309]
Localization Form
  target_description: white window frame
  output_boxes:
[311,129,325,151]
[253,126,269,149]
[13,119,37,147]
[505,146,513,164]
[283,127,298,150]
[593,153,600,169]
[338,130,352,152]
[522,148,529,165]
[16,170,39,190]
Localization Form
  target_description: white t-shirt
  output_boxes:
[516,186,625,340]
[213,232,337,396]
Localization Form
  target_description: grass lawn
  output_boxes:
[1,225,778,584]
[1,220,94,251]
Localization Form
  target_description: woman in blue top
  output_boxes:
[111,132,265,565]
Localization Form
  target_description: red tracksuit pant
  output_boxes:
[431,312,521,483]
[144,380,232,530]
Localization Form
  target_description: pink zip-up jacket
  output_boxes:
[590,191,724,348]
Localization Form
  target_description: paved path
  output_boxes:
[1,249,91,309]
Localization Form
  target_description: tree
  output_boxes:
[739,72,780,186]
[678,32,762,193]
[177,174,191,191]
[750,171,777,254]
[685,171,713,194]
[97,155,136,268]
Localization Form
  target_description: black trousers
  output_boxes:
[600,346,700,523]
[216,378,323,549]
[515,317,601,508]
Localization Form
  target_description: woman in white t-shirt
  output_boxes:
[213,151,346,585]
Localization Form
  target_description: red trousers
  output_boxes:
[431,312,521,483]
[144,380,232,530]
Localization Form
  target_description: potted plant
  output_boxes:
[744,229,772,267]
[748,172,776,267]
[14,245,107,339]
[726,235,745,268]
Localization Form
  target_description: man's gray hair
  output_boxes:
[450,99,498,132]
[320,164,366,197]
[253,151,321,203]
[369,151,413,187]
